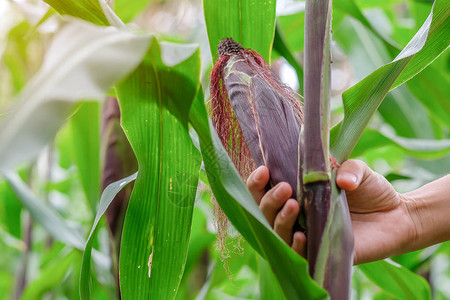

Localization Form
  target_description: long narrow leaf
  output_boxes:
[378,87,435,139]
[114,0,156,23]
[203,0,276,61]
[3,171,110,285]
[406,66,450,129]
[22,250,80,300]
[358,260,431,300]
[0,19,151,172]
[273,23,304,94]
[70,102,101,212]
[334,0,401,51]
[393,0,449,88]
[116,39,202,300]
[43,0,108,25]
[80,172,137,300]
[259,258,286,300]
[352,129,450,158]
[3,172,84,249]
[330,0,449,162]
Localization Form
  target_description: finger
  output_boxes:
[336,159,370,191]
[292,231,306,258]
[246,166,270,205]
[274,199,299,244]
[260,182,292,226]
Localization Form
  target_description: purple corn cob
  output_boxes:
[210,38,303,199]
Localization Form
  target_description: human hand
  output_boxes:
[246,159,418,265]
[246,165,307,257]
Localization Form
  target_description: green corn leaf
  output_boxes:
[22,249,80,300]
[359,260,431,300]
[3,171,111,284]
[2,21,42,95]
[0,19,150,172]
[43,0,108,25]
[70,102,101,212]
[33,8,57,31]
[393,0,449,89]
[188,93,327,300]
[180,191,215,278]
[259,258,286,300]
[203,0,276,62]
[352,128,450,158]
[331,0,449,162]
[0,181,22,238]
[79,172,137,300]
[116,38,202,300]
[273,23,304,94]
[277,10,305,55]
[334,0,401,51]
[334,9,447,138]
[3,172,85,249]
[406,65,450,129]
[114,0,156,23]
[98,0,128,29]
[378,86,435,139]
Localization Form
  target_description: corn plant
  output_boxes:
[0,0,449,299]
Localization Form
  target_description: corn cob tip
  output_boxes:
[218,38,244,56]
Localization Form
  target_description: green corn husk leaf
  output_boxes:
[210,38,303,199]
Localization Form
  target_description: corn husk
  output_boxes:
[210,38,303,199]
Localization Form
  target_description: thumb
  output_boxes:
[337,159,398,212]
[336,159,370,191]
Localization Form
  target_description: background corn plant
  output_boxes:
[0,0,449,299]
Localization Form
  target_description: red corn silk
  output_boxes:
[210,38,303,199]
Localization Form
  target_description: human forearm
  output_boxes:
[403,175,450,252]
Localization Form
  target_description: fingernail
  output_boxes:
[344,173,358,185]
[273,183,286,200]
[254,167,263,182]
[281,204,291,218]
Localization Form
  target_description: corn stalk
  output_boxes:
[302,0,353,298]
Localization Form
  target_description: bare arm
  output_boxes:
[404,175,450,253]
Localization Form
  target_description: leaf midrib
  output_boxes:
[149,55,164,286]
